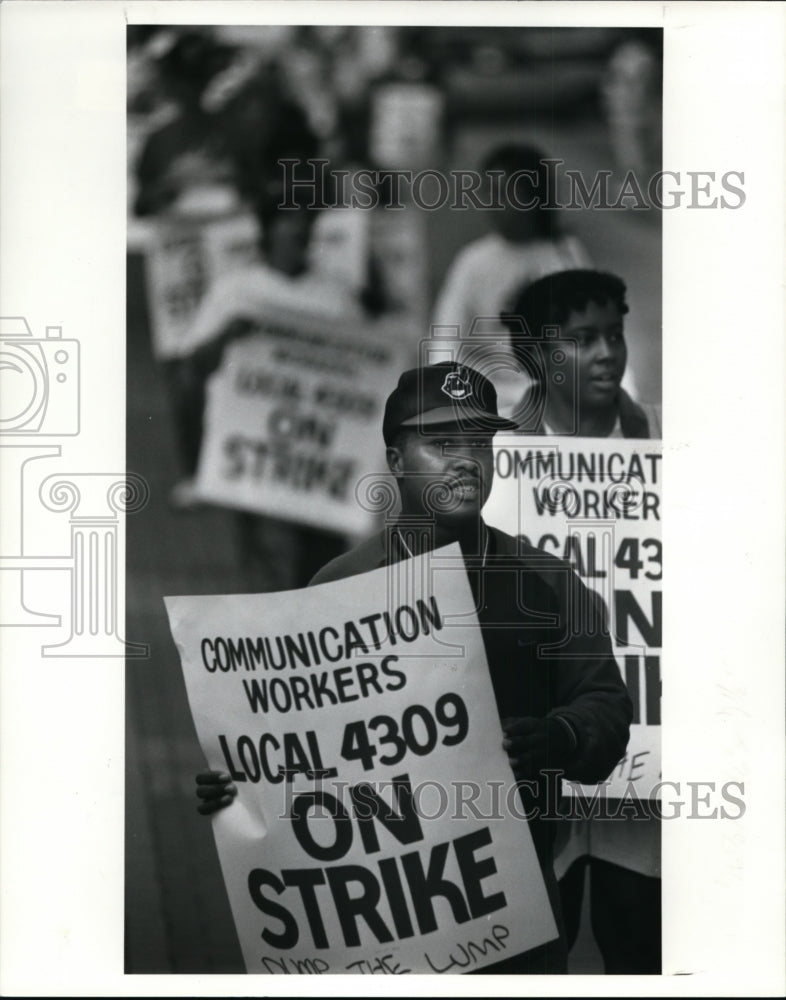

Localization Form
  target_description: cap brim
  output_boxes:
[400,406,518,433]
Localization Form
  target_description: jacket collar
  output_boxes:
[380,520,505,566]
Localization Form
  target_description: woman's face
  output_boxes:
[545,299,628,413]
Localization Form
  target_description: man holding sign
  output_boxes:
[194,361,632,974]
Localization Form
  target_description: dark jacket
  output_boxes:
[311,525,632,786]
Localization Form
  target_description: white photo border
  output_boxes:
[0,1,784,996]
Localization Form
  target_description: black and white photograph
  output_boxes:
[125,22,663,976]
[0,2,784,996]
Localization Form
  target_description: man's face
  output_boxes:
[545,299,628,412]
[387,429,494,525]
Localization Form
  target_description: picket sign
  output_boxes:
[144,211,259,360]
[145,207,375,360]
[165,546,558,974]
[194,312,410,536]
[483,435,662,798]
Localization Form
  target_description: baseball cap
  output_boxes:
[382,362,518,445]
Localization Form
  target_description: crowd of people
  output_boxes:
[129,24,663,976]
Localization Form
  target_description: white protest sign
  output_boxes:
[483,436,662,798]
[194,315,405,536]
[144,212,259,359]
[164,546,558,974]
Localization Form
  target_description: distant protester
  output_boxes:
[433,144,592,333]
[172,191,378,590]
[431,143,591,414]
